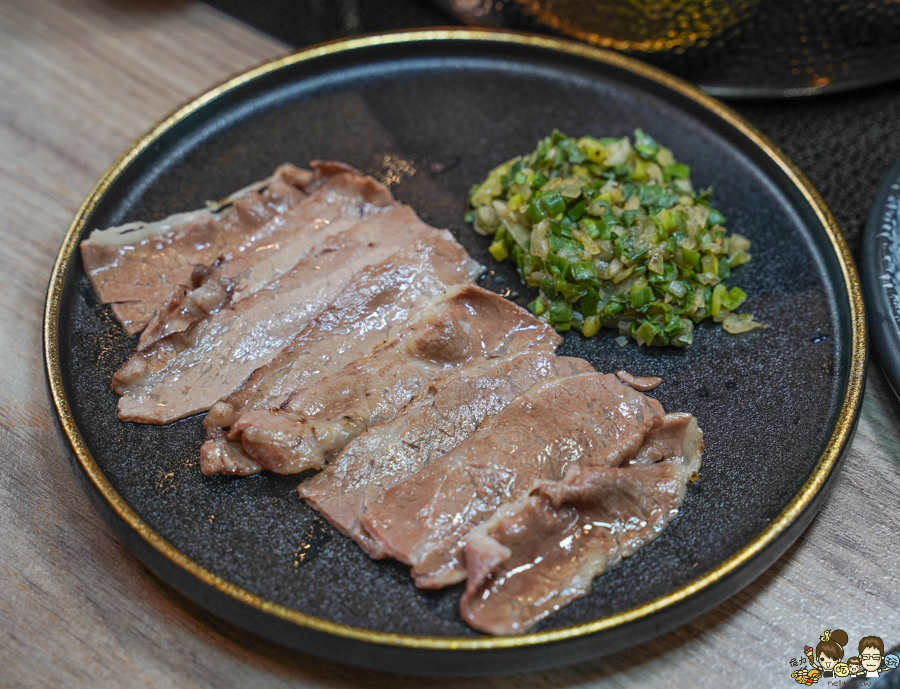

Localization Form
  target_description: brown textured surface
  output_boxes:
[3,0,899,686]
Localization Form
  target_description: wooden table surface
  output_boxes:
[2,1,898,686]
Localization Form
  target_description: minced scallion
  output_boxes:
[467,129,764,346]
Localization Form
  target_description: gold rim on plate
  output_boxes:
[44,28,866,652]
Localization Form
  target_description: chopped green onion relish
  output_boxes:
[467,129,763,346]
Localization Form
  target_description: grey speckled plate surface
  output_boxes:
[44,30,865,676]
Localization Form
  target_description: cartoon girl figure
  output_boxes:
[814,629,849,678]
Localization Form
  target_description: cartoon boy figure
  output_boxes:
[859,636,885,678]
[847,656,863,677]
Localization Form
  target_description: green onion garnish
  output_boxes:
[467,129,763,345]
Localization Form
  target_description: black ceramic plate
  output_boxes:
[863,159,900,403]
[45,30,865,676]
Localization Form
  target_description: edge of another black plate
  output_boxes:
[43,29,866,675]
[863,158,900,402]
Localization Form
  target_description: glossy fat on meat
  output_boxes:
[207,232,479,424]
[81,163,317,335]
[299,352,595,557]
[460,414,703,635]
[112,207,439,424]
[357,373,666,588]
[110,301,168,336]
[199,232,480,475]
[136,166,396,350]
[113,230,408,423]
[228,285,561,475]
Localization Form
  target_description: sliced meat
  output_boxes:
[110,300,168,336]
[299,352,594,557]
[136,165,396,349]
[460,413,703,635]
[228,285,560,475]
[81,162,392,336]
[82,163,313,334]
[358,373,667,588]
[616,370,664,391]
[112,207,439,424]
[199,232,480,475]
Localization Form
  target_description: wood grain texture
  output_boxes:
[1,0,897,687]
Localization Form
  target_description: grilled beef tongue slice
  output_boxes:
[299,351,594,557]
[459,412,702,635]
[198,232,480,474]
[135,165,397,349]
[358,373,675,589]
[82,162,387,335]
[230,285,560,474]
[112,210,449,424]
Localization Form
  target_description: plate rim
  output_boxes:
[863,157,900,400]
[43,28,866,654]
